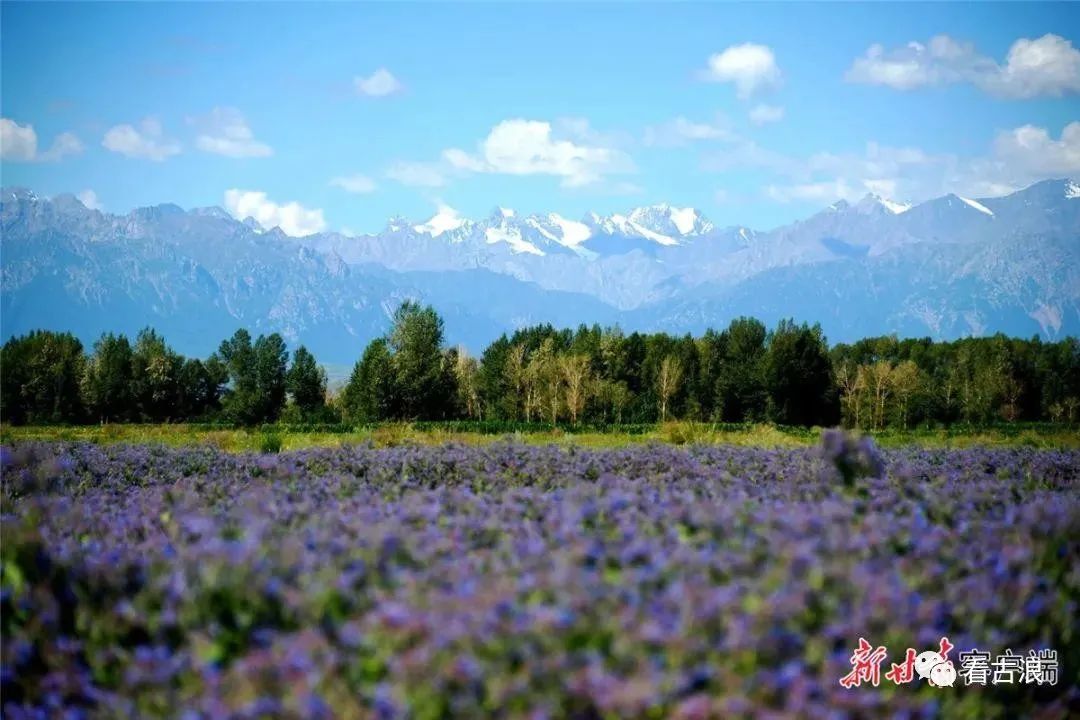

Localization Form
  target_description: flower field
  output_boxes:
[2,437,1077,718]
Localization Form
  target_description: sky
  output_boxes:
[1,1,1078,236]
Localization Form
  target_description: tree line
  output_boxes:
[2,301,1078,428]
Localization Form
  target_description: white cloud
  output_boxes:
[355,68,403,97]
[700,43,781,99]
[102,118,181,161]
[443,118,633,188]
[329,173,378,194]
[223,189,326,237]
[441,148,486,172]
[992,121,1080,176]
[386,119,632,191]
[748,104,784,126]
[1,118,83,162]
[191,107,272,158]
[846,33,1080,98]
[643,115,736,147]
[385,161,447,188]
[76,189,103,211]
[38,132,84,161]
[751,122,1080,206]
[989,35,1080,98]
[677,113,1077,206]
[1,119,39,161]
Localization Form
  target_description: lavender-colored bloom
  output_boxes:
[0,438,1075,717]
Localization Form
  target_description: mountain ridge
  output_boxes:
[2,179,1077,362]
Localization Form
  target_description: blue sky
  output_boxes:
[2,2,1078,235]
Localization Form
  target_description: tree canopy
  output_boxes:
[3,308,1078,428]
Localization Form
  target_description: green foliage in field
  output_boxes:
[2,420,1077,452]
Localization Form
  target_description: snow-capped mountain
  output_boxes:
[402,202,712,256]
[587,204,712,244]
[2,180,1077,362]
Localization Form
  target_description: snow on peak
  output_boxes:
[871,195,911,214]
[585,210,680,246]
[7,188,39,203]
[1066,180,1080,199]
[630,222,678,246]
[669,206,700,234]
[525,214,590,245]
[484,225,544,256]
[957,196,994,217]
[498,207,515,218]
[627,204,711,237]
[546,213,592,247]
[856,193,911,215]
[414,205,468,237]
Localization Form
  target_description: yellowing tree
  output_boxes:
[657,354,683,422]
[890,360,920,428]
[454,346,482,419]
[560,354,593,424]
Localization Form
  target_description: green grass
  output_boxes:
[2,421,1077,451]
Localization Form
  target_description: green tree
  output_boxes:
[286,345,327,418]
[216,329,259,424]
[765,320,838,426]
[1,331,86,424]
[82,333,134,423]
[715,317,768,422]
[131,328,183,421]
[176,358,223,420]
[253,333,288,422]
[478,335,516,420]
[341,338,396,422]
[387,301,454,419]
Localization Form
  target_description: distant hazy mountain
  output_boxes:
[2,180,1077,362]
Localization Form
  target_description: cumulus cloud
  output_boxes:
[329,173,378,194]
[442,118,633,188]
[748,104,784,126]
[846,33,1080,98]
[385,161,447,188]
[191,107,272,158]
[1,118,83,162]
[355,68,403,97]
[223,189,326,237]
[992,121,1080,176]
[1,119,39,161]
[76,189,103,211]
[700,43,781,99]
[102,118,181,161]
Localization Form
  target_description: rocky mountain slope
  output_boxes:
[2,180,1077,361]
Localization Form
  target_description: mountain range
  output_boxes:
[2,179,1078,363]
